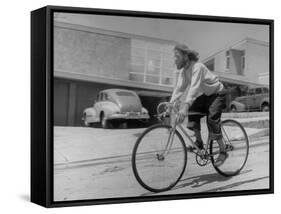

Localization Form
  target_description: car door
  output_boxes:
[98,92,109,114]
[253,88,263,110]
[94,93,103,119]
[245,89,255,111]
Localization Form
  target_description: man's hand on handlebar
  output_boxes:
[166,102,173,114]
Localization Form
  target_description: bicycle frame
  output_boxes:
[157,101,231,157]
[132,103,249,193]
[158,101,206,156]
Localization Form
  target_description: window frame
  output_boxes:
[226,50,230,70]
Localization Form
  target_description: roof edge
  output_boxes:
[54,21,177,45]
[202,37,269,62]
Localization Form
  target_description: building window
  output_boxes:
[146,75,159,84]
[147,59,161,76]
[161,77,173,85]
[255,88,262,94]
[129,39,174,86]
[263,87,269,93]
[129,73,144,82]
[226,50,230,70]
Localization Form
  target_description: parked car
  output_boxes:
[82,89,150,128]
[229,86,269,112]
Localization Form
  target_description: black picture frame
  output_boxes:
[31,5,274,208]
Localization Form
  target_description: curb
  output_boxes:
[248,128,269,140]
[55,135,269,170]
[239,119,269,129]
[222,112,269,118]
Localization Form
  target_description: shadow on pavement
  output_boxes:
[89,120,154,129]
[141,169,252,196]
[205,175,269,192]
[175,170,251,190]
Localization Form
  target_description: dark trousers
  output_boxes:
[187,92,226,140]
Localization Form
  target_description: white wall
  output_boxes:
[212,40,269,85]
[214,51,227,72]
[211,41,247,74]
[259,73,270,85]
[247,42,270,83]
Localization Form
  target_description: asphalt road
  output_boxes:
[54,136,269,202]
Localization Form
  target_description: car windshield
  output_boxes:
[248,89,255,95]
[263,88,269,93]
[116,91,136,97]
[255,88,262,94]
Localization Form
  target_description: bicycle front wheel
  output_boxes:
[210,119,249,177]
[132,124,187,192]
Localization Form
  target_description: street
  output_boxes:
[54,125,269,201]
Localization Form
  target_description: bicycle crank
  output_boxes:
[156,153,165,161]
[225,144,234,151]
[195,150,210,166]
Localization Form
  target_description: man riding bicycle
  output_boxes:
[169,43,227,167]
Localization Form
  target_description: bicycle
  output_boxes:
[132,101,249,193]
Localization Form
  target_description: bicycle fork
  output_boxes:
[157,125,177,160]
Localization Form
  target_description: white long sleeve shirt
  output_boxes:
[170,62,224,106]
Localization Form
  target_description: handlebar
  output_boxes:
[156,101,205,122]
[157,101,180,114]
[156,101,181,122]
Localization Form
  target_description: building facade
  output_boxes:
[203,38,269,108]
[54,22,176,126]
[54,21,270,126]
[203,38,269,86]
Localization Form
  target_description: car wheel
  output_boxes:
[261,103,269,112]
[231,105,237,112]
[101,114,110,129]
[84,120,92,127]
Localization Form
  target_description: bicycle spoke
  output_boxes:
[210,120,249,177]
[132,124,187,192]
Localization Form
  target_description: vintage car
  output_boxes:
[229,86,269,112]
[82,89,150,128]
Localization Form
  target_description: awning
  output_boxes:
[215,72,268,88]
[135,90,172,97]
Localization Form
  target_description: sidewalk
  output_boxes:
[54,127,139,165]
[222,112,269,118]
[222,115,269,129]
[54,123,269,167]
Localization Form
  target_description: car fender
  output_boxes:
[141,107,150,117]
[260,97,269,107]
[99,101,120,119]
[229,101,246,111]
[83,107,99,123]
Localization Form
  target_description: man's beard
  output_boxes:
[176,60,189,70]
[176,64,183,70]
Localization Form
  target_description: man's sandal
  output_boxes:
[214,152,229,167]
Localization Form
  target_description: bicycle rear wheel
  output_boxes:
[132,124,187,192]
[210,119,249,177]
